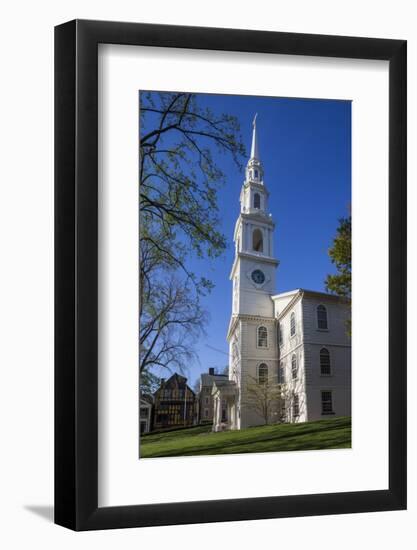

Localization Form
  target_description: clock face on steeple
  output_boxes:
[251,269,265,285]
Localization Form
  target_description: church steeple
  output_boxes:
[229,115,278,319]
[245,114,264,188]
[250,113,259,161]
[241,115,269,215]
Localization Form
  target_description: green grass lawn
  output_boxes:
[140,416,351,458]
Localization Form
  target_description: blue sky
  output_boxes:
[142,92,351,388]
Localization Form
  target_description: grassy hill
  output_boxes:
[140,416,351,458]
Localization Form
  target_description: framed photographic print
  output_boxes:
[55,20,406,530]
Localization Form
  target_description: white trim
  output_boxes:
[305,341,350,348]
[245,355,278,361]
[271,289,301,300]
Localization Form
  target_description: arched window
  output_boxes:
[258,326,268,347]
[290,312,296,337]
[291,354,298,379]
[254,193,261,209]
[252,228,263,252]
[320,347,331,375]
[258,363,268,384]
[317,304,328,329]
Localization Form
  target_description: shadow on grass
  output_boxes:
[142,425,212,443]
[141,418,352,458]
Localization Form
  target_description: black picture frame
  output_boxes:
[55,19,407,531]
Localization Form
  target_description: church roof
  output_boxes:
[272,289,350,321]
[153,372,195,395]
[272,288,350,303]
[200,372,228,388]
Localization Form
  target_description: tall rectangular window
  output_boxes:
[291,354,298,380]
[290,312,296,337]
[277,323,283,346]
[292,394,299,418]
[317,305,328,330]
[258,326,268,347]
[280,403,287,423]
[278,361,285,384]
[321,391,334,414]
[320,348,331,376]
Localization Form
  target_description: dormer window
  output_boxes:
[254,193,260,209]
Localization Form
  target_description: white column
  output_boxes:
[213,396,218,430]
[214,394,221,431]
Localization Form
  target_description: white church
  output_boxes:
[212,116,351,431]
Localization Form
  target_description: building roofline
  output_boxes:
[271,289,301,300]
[272,288,351,303]
[273,288,351,322]
[152,372,196,396]
[240,212,275,226]
[275,291,303,321]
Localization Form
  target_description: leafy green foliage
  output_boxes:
[140,92,245,289]
[140,369,160,394]
[325,216,351,298]
[139,92,245,375]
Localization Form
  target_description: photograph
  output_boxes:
[138,91,352,458]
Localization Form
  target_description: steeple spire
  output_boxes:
[245,114,264,187]
[250,113,259,160]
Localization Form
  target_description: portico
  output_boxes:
[212,380,237,432]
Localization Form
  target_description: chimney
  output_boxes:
[209,368,215,376]
[160,378,165,385]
